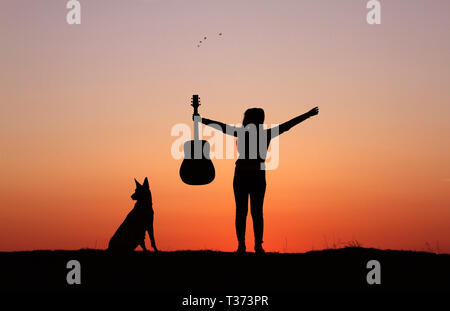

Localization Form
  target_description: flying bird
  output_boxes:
[195,33,222,47]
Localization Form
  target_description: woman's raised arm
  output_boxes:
[197,116,240,137]
[269,107,319,138]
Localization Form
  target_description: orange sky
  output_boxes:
[1,0,449,253]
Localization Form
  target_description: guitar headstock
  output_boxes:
[191,94,200,115]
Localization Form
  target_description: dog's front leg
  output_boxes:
[147,225,158,252]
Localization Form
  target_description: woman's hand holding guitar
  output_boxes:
[192,113,200,121]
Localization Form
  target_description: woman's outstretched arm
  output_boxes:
[195,115,240,137]
[270,107,319,138]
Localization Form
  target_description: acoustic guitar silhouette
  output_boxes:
[179,95,215,185]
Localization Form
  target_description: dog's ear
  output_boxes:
[143,177,149,188]
[134,178,141,187]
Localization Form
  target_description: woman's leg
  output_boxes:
[233,173,249,250]
[250,173,266,251]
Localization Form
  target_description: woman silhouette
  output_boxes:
[196,106,319,253]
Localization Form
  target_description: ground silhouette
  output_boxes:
[1,247,448,294]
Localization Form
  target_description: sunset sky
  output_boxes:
[1,0,449,253]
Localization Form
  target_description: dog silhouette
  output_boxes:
[108,177,158,252]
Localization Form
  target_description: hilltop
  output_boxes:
[1,247,448,305]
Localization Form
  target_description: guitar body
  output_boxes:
[180,140,215,185]
[179,95,215,185]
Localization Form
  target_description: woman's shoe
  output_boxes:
[254,244,265,254]
[236,244,246,253]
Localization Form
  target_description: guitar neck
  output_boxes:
[191,94,200,141]
[193,116,200,141]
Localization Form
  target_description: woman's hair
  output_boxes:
[242,108,265,127]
